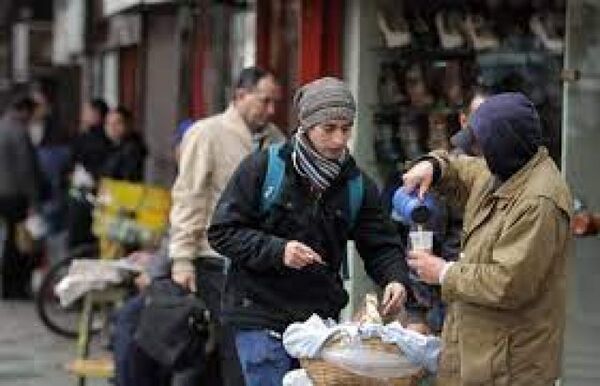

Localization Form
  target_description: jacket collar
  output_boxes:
[493,147,548,199]
[222,104,252,145]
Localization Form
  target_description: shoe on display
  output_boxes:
[553,0,566,11]
[374,135,405,163]
[463,13,499,51]
[531,0,546,11]
[427,111,450,151]
[443,60,464,107]
[412,15,438,49]
[405,64,434,109]
[486,0,503,12]
[399,115,424,160]
[530,13,564,54]
[377,11,411,48]
[378,63,406,105]
[373,113,404,163]
[435,11,465,50]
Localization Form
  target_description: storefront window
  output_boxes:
[230,0,257,82]
[370,0,565,177]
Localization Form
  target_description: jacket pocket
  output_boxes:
[509,327,559,383]
[460,327,508,385]
[438,307,460,376]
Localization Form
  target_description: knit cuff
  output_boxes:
[171,259,195,274]
[439,261,455,285]
[418,156,442,184]
[441,262,461,303]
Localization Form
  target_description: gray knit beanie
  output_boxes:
[293,77,356,130]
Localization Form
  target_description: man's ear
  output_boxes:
[234,88,248,103]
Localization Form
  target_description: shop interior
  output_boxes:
[366,0,565,181]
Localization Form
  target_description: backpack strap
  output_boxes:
[260,143,286,214]
[342,172,364,280]
[347,173,364,230]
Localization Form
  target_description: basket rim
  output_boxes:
[300,357,419,385]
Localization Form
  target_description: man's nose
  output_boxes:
[332,130,348,147]
[266,101,276,117]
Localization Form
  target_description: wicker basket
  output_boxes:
[300,338,420,386]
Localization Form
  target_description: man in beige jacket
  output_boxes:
[169,67,283,385]
[170,67,282,289]
[404,93,572,386]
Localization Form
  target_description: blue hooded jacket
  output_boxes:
[469,92,542,181]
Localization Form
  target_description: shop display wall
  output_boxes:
[372,0,565,176]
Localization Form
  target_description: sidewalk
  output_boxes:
[0,300,107,386]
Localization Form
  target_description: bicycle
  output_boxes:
[35,242,100,337]
[35,178,171,338]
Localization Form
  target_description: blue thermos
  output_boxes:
[391,187,439,225]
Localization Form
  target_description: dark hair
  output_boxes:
[234,66,274,91]
[90,98,109,120]
[10,94,36,115]
[112,106,133,128]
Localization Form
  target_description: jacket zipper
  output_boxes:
[311,190,322,219]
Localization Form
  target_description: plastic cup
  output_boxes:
[408,230,433,252]
[408,230,433,282]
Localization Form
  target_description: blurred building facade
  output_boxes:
[0,0,343,185]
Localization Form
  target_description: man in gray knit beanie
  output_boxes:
[207,76,410,386]
[293,76,356,130]
[290,77,358,188]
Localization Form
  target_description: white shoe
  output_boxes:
[530,14,563,54]
[378,65,405,105]
[377,11,411,48]
[435,11,465,50]
[464,14,499,51]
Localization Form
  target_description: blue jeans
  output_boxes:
[113,295,171,386]
[235,330,299,386]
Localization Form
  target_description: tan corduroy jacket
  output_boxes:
[169,105,283,271]
[431,148,572,386]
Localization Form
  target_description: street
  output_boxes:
[0,300,106,386]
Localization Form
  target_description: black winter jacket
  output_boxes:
[100,133,147,182]
[70,125,113,179]
[208,144,410,332]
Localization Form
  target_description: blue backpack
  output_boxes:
[259,143,364,278]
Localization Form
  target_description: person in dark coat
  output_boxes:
[208,77,411,386]
[67,104,146,248]
[67,99,111,248]
[0,95,43,298]
[100,106,146,182]
[71,99,112,179]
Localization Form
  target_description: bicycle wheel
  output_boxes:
[35,243,100,338]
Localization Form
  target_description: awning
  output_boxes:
[103,0,173,17]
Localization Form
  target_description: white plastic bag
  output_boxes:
[376,322,441,373]
[282,369,314,386]
[24,213,48,240]
[71,164,95,189]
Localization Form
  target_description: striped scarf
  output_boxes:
[291,129,347,191]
